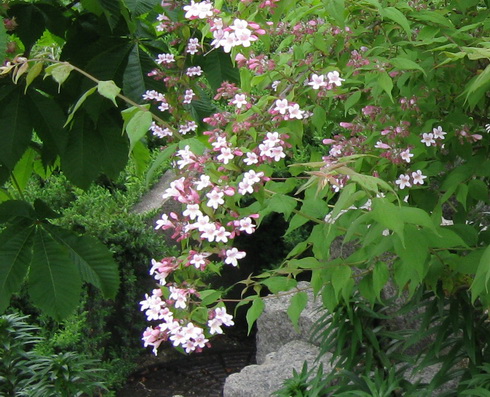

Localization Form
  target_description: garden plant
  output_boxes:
[1,0,490,394]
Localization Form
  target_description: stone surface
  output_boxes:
[255,281,325,364]
[223,340,333,397]
[131,170,176,214]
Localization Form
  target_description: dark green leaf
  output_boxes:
[123,45,153,103]
[97,113,129,179]
[0,18,6,65]
[7,4,46,50]
[29,227,82,320]
[43,224,119,299]
[202,49,240,90]
[34,199,61,220]
[381,7,412,38]
[0,86,33,170]
[0,223,35,312]
[0,200,34,223]
[122,0,160,15]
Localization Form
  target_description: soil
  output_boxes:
[117,332,256,397]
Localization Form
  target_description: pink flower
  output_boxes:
[206,189,225,209]
[327,70,344,86]
[308,73,327,89]
[274,99,289,114]
[183,0,213,19]
[231,93,248,109]
[288,103,304,119]
[239,217,256,234]
[225,247,246,266]
[432,126,446,139]
[400,149,414,163]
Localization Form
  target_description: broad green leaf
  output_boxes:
[0,86,33,170]
[34,199,61,220]
[0,200,34,223]
[96,114,129,179]
[381,7,412,38]
[398,206,437,233]
[263,194,298,220]
[262,277,297,294]
[371,199,404,243]
[29,227,82,320]
[123,45,155,103]
[465,64,490,105]
[246,297,264,335]
[99,0,122,30]
[409,10,454,29]
[43,224,119,298]
[125,109,153,152]
[287,291,308,330]
[325,0,345,28]
[97,80,121,107]
[45,63,75,91]
[0,223,35,312]
[64,86,97,127]
[122,0,160,15]
[394,225,429,280]
[321,283,338,312]
[312,106,327,131]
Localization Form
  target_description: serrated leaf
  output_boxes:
[246,297,264,335]
[202,49,240,90]
[287,291,308,330]
[29,227,82,320]
[97,80,121,107]
[43,224,119,298]
[262,277,297,294]
[0,223,35,312]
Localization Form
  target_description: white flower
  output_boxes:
[327,70,345,86]
[421,132,436,147]
[274,99,289,114]
[239,217,256,234]
[308,74,327,90]
[288,103,305,119]
[411,170,427,185]
[183,0,213,19]
[232,93,248,109]
[206,189,224,209]
[400,149,414,163]
[432,126,447,139]
[183,204,202,220]
[225,247,246,266]
[244,152,258,165]
[195,174,211,190]
[395,174,411,189]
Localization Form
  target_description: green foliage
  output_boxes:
[0,313,108,396]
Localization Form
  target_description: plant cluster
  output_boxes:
[0,0,490,393]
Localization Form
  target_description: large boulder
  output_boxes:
[223,340,333,397]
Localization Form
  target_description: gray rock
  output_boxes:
[255,281,325,364]
[223,340,333,397]
[131,170,176,214]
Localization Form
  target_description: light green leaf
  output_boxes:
[246,297,264,335]
[372,262,389,300]
[344,91,361,115]
[394,225,429,281]
[287,291,308,330]
[145,143,178,186]
[0,223,35,312]
[24,62,43,93]
[11,147,36,192]
[29,227,82,320]
[44,63,75,91]
[125,109,152,152]
[371,199,404,244]
[97,80,121,107]
[199,290,222,306]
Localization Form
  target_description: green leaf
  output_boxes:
[0,18,6,65]
[0,200,34,223]
[97,80,121,107]
[344,91,362,115]
[398,206,437,233]
[0,223,35,312]
[263,194,298,220]
[391,57,426,76]
[381,7,412,38]
[312,106,327,131]
[394,225,429,281]
[202,49,240,91]
[0,86,33,170]
[409,10,454,29]
[44,63,75,91]
[11,147,36,192]
[29,227,82,320]
[123,45,154,103]
[246,296,264,335]
[471,246,490,302]
[331,265,352,298]
[325,0,345,28]
[199,290,222,306]
[371,199,404,244]
[262,277,297,294]
[146,143,178,186]
[122,0,160,15]
[43,224,119,299]
[287,291,308,330]
[7,4,46,50]
[64,86,97,127]
[372,262,389,300]
[377,71,394,102]
[464,64,490,106]
[24,62,44,93]
[125,109,153,152]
